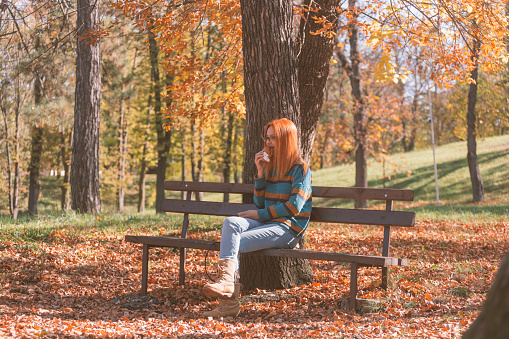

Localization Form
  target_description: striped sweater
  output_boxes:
[254,159,312,238]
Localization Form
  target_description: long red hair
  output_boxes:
[264,118,301,177]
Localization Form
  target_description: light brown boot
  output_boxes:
[202,258,237,298]
[202,283,241,318]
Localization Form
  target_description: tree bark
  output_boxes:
[71,0,101,213]
[138,96,151,213]
[463,252,509,339]
[60,131,71,211]
[1,103,19,219]
[28,72,44,216]
[239,0,312,291]
[240,0,301,188]
[149,25,172,213]
[297,0,339,163]
[349,0,368,208]
[466,37,484,203]
[27,127,43,216]
[118,92,126,213]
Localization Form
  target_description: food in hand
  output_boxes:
[262,146,272,162]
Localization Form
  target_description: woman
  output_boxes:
[201,118,313,318]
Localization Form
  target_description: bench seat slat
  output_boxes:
[125,236,401,266]
[161,199,415,227]
[164,181,415,201]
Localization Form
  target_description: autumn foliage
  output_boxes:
[0,213,506,337]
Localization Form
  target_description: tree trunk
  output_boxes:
[463,252,509,339]
[239,0,312,291]
[71,0,101,213]
[149,25,172,213]
[190,121,204,201]
[60,131,71,211]
[348,0,368,208]
[1,104,19,219]
[137,143,147,213]
[466,38,484,203]
[240,0,301,187]
[181,128,187,200]
[28,73,44,216]
[297,0,339,163]
[118,92,126,213]
[138,96,151,213]
[223,108,234,203]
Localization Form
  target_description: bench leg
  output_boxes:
[179,248,186,286]
[382,267,389,290]
[141,244,150,296]
[350,263,358,311]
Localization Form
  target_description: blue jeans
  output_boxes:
[219,217,299,267]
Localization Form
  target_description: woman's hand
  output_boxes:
[254,150,268,178]
[238,210,260,219]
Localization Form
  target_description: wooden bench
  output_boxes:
[125,180,415,310]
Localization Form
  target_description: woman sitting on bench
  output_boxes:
[201,118,313,318]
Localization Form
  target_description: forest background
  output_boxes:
[1,0,508,218]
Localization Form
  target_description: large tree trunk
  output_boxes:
[239,0,312,291]
[466,38,484,203]
[463,252,509,338]
[297,0,339,163]
[71,0,101,213]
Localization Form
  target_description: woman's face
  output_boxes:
[265,126,277,150]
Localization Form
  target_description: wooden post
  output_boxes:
[350,263,358,311]
[141,244,149,295]
[382,200,393,289]
[179,190,193,285]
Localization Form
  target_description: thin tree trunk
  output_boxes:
[319,128,330,169]
[190,121,204,201]
[467,37,484,203]
[1,104,16,219]
[28,130,43,216]
[335,1,368,208]
[181,129,187,200]
[348,0,368,208]
[71,0,101,213]
[138,142,147,213]
[12,91,20,219]
[149,24,172,213]
[60,131,71,211]
[28,71,44,216]
[118,92,126,213]
[239,0,312,291]
[138,96,151,213]
[223,108,234,202]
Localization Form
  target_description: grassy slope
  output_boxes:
[312,134,509,221]
[1,134,508,222]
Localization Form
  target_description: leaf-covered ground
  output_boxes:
[1,219,507,338]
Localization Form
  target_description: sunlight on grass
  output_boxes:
[1,135,508,223]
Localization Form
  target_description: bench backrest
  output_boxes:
[162,181,416,228]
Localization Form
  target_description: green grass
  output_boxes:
[312,134,509,222]
[0,134,507,229]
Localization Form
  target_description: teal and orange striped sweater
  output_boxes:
[254,159,312,238]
